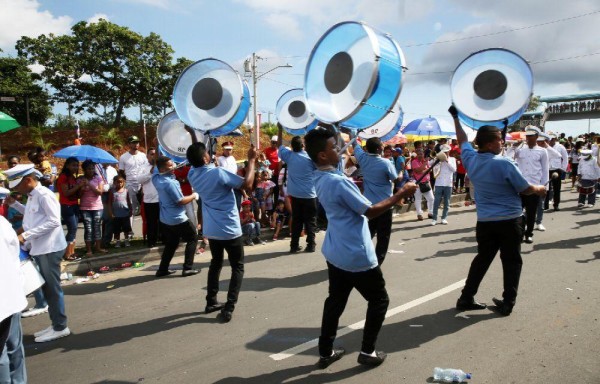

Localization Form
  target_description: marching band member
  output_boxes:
[576,149,600,208]
[548,133,569,211]
[535,133,561,231]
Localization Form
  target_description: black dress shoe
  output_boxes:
[357,350,387,367]
[554,207,560,211]
[492,297,513,316]
[219,309,233,322]
[305,246,316,253]
[317,348,345,369]
[456,297,487,311]
[290,246,303,253]
[205,302,226,314]
[182,269,200,277]
[155,270,176,277]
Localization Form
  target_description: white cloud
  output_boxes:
[434,22,442,31]
[0,0,72,51]
[235,0,435,37]
[87,13,110,24]
[417,0,600,91]
[118,0,169,9]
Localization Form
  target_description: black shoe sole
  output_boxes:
[205,303,225,314]
[317,348,345,369]
[492,298,513,316]
[155,270,176,277]
[357,351,387,367]
[456,298,487,311]
[182,270,200,277]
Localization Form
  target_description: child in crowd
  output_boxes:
[30,148,56,190]
[257,152,271,173]
[108,175,133,247]
[271,200,289,241]
[256,170,275,226]
[240,200,265,246]
[6,191,24,229]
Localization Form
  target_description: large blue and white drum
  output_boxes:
[173,58,250,133]
[451,48,533,130]
[305,21,405,130]
[276,88,318,136]
[357,102,404,142]
[156,111,209,163]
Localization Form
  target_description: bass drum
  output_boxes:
[357,102,404,142]
[275,88,318,136]
[451,48,533,129]
[173,58,250,134]
[157,111,209,163]
[305,21,406,130]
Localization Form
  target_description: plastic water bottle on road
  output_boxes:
[433,367,472,382]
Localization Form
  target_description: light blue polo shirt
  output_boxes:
[278,145,317,198]
[461,142,530,222]
[354,145,398,204]
[152,171,188,226]
[188,164,244,240]
[315,169,378,272]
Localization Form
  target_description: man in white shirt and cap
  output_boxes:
[118,135,148,216]
[535,132,561,231]
[515,126,549,243]
[548,133,569,211]
[217,141,242,210]
[4,164,70,343]
[576,149,600,208]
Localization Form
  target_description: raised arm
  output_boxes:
[448,105,468,146]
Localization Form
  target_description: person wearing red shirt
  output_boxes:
[264,136,281,202]
[174,165,198,229]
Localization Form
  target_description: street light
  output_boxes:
[244,53,292,149]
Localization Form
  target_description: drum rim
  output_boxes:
[304,21,382,124]
[173,57,246,130]
[357,102,404,139]
[157,111,190,160]
[450,48,534,124]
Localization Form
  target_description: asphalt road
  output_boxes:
[21,189,600,383]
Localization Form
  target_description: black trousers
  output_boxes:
[319,262,389,356]
[520,194,539,238]
[0,315,11,352]
[206,236,245,311]
[461,218,523,306]
[544,169,563,209]
[290,196,317,249]
[368,209,393,265]
[158,220,197,272]
[144,202,160,247]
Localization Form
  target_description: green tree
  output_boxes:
[0,51,52,126]
[16,19,182,127]
[527,95,541,112]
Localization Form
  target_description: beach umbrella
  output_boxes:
[53,145,118,164]
[384,132,408,145]
[0,112,20,133]
[402,116,454,141]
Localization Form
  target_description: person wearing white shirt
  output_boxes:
[139,148,160,248]
[431,145,457,225]
[118,136,148,216]
[101,161,119,248]
[4,165,70,343]
[217,141,242,209]
[548,134,569,211]
[515,127,549,243]
[535,133,560,231]
[0,216,28,383]
[576,149,600,208]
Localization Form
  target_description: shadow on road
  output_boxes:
[415,245,477,261]
[220,269,328,292]
[522,234,600,255]
[213,364,367,384]
[576,250,600,263]
[24,312,219,356]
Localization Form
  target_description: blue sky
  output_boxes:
[1,0,599,136]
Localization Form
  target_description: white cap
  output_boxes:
[580,149,592,155]
[4,164,42,188]
[0,187,10,198]
[537,132,550,141]
[576,137,585,143]
[525,126,541,136]
[271,135,278,142]
[439,144,452,153]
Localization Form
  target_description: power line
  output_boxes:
[404,9,600,48]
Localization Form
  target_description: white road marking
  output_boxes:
[269,279,466,361]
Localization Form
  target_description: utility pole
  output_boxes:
[251,52,259,149]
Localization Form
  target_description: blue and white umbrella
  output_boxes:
[53,145,118,164]
[402,116,454,140]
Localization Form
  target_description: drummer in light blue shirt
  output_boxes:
[186,141,257,322]
[303,126,417,368]
[353,138,398,265]
[277,124,318,253]
[152,157,200,277]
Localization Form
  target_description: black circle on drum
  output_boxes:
[473,69,507,100]
[288,100,306,118]
[192,78,223,110]
[324,52,353,94]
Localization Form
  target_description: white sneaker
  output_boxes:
[34,326,54,338]
[536,223,546,231]
[585,204,595,208]
[35,327,71,343]
[441,219,448,225]
[431,220,437,226]
[22,305,49,318]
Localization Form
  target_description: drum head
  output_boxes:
[276,89,318,133]
[305,21,381,123]
[157,111,208,162]
[451,48,533,128]
[357,103,404,140]
[173,59,245,131]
